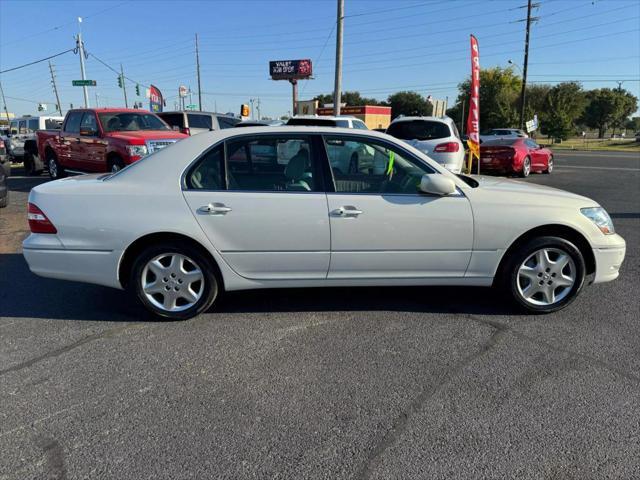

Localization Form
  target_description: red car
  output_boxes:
[479,138,553,177]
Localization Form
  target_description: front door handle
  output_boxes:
[198,202,232,215]
[331,206,363,217]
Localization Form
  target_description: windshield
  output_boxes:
[98,113,169,132]
[386,120,450,141]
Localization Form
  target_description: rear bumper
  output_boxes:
[592,235,626,284]
[22,234,123,289]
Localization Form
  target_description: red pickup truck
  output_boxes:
[25,108,188,178]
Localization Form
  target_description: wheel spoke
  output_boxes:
[183,269,203,285]
[519,266,538,281]
[144,281,165,295]
[535,250,547,270]
[541,285,554,304]
[148,259,167,277]
[555,253,570,271]
[555,275,574,288]
[180,288,199,304]
[162,290,176,310]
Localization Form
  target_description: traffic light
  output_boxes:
[241,104,249,117]
[117,75,123,88]
[135,84,140,96]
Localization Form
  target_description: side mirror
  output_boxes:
[419,174,457,196]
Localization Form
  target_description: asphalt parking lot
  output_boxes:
[1,150,639,479]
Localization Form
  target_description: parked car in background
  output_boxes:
[5,115,63,163]
[0,138,9,207]
[386,116,464,173]
[235,120,284,127]
[27,108,187,178]
[23,127,625,320]
[157,111,240,135]
[479,137,553,177]
[485,128,528,138]
[286,115,368,129]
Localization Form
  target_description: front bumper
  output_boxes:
[592,234,626,284]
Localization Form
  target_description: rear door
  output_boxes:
[182,133,330,280]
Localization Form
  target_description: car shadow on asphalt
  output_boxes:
[0,253,519,322]
[7,169,50,193]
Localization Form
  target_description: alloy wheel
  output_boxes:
[516,247,576,306]
[522,157,531,177]
[49,158,57,178]
[547,157,554,173]
[141,253,205,312]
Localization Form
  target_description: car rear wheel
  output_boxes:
[130,242,219,320]
[520,156,531,178]
[543,156,553,174]
[502,236,586,313]
[47,152,65,180]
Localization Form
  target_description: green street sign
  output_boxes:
[186,104,197,110]
[72,80,97,87]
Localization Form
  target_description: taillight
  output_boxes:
[434,142,460,153]
[0,139,4,148]
[28,203,57,234]
[181,127,191,136]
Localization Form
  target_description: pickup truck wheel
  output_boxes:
[108,157,125,173]
[47,153,65,180]
[23,151,37,176]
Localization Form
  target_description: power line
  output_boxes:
[0,49,75,74]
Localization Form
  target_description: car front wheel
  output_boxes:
[130,242,220,320]
[502,236,586,313]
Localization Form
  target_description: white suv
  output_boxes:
[386,116,464,173]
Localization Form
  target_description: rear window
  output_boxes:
[157,113,184,129]
[187,114,212,129]
[335,120,350,128]
[217,116,240,129]
[387,120,450,141]
[482,139,518,146]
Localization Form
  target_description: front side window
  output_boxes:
[187,114,212,130]
[185,144,224,190]
[64,112,83,134]
[98,113,169,132]
[324,135,433,194]
[386,120,450,141]
[226,136,316,192]
[79,112,98,135]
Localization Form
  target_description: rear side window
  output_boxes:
[27,119,39,132]
[45,119,62,130]
[158,113,184,129]
[387,120,450,141]
[18,121,27,134]
[225,135,316,192]
[217,116,239,129]
[185,144,224,190]
[187,114,212,129]
[353,120,369,130]
[64,112,83,133]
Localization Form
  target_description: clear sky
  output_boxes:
[1,0,639,119]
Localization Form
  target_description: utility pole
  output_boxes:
[333,0,344,116]
[0,80,10,123]
[518,0,538,130]
[95,92,100,107]
[256,97,261,120]
[120,64,129,108]
[48,61,63,115]
[76,17,89,108]
[195,33,202,111]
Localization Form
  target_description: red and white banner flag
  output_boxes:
[466,35,480,162]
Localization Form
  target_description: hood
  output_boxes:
[471,175,596,206]
[106,130,187,142]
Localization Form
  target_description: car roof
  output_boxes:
[290,115,358,120]
[389,116,452,124]
[159,111,236,117]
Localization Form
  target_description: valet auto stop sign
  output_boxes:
[269,59,312,80]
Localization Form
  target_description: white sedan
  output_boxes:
[23,127,626,320]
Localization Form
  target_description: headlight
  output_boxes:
[127,145,148,157]
[581,207,615,235]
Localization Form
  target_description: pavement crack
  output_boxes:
[0,323,142,376]
[357,325,507,480]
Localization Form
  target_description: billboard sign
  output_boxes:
[149,85,163,113]
[269,59,312,80]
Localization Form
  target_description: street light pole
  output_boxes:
[333,0,344,116]
[195,33,202,111]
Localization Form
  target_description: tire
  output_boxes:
[501,236,586,314]
[520,156,531,178]
[543,156,553,174]
[107,156,125,173]
[23,151,37,176]
[348,153,359,174]
[130,242,220,320]
[47,151,65,180]
[0,193,7,208]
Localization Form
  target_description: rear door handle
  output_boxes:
[198,202,232,215]
[331,206,363,217]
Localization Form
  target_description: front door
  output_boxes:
[78,112,107,171]
[60,111,84,169]
[322,134,473,279]
[182,134,330,280]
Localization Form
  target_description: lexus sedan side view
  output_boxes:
[23,127,626,320]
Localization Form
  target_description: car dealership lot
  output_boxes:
[1,151,639,479]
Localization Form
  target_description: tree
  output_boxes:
[543,82,587,141]
[625,116,640,133]
[386,91,432,119]
[313,91,381,107]
[582,88,638,138]
[450,67,521,132]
